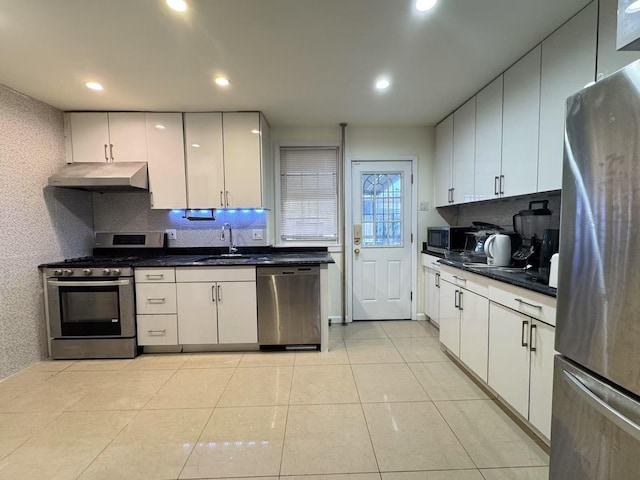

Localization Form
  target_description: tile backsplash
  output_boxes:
[437,191,561,230]
[92,192,270,247]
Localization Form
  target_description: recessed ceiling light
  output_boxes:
[626,0,640,13]
[250,129,260,134]
[214,77,230,87]
[166,0,187,12]
[85,81,103,91]
[415,0,438,12]
[191,143,201,148]
[375,78,391,90]
[155,124,166,130]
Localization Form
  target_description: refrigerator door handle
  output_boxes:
[563,369,640,443]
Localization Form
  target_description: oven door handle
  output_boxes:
[47,279,131,287]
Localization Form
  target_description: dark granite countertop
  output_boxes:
[436,258,557,298]
[133,252,334,267]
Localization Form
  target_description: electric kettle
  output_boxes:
[484,233,511,266]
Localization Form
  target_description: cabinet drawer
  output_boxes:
[175,266,256,283]
[135,268,176,283]
[489,283,556,326]
[421,253,442,270]
[136,315,178,345]
[136,284,177,314]
[440,266,489,297]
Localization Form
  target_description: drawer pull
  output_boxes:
[145,274,164,280]
[453,275,467,283]
[147,298,166,304]
[515,298,542,310]
[431,262,440,268]
[147,329,167,336]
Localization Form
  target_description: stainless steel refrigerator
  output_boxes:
[550,59,640,478]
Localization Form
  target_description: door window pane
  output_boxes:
[361,173,402,246]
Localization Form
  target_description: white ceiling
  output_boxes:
[0,0,591,127]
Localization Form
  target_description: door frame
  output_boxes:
[345,156,418,323]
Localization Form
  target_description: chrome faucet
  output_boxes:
[220,223,237,254]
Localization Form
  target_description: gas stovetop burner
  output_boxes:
[63,255,143,265]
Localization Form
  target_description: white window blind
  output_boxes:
[279,146,338,242]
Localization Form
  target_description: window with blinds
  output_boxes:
[278,146,339,243]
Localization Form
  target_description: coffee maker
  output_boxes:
[512,201,552,269]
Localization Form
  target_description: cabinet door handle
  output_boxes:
[147,329,166,336]
[109,143,114,161]
[494,176,499,195]
[454,289,459,308]
[225,191,230,207]
[435,272,440,288]
[211,285,216,302]
[450,188,455,204]
[220,191,224,207]
[515,298,542,310]
[146,297,166,304]
[217,284,222,302]
[500,175,505,195]
[104,144,109,161]
[145,274,164,280]
[521,320,529,347]
[458,290,464,311]
[530,323,537,352]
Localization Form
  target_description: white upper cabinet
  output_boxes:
[502,45,541,197]
[597,0,640,80]
[184,112,225,209]
[538,2,597,192]
[222,112,266,208]
[435,115,454,207]
[452,98,476,204]
[67,112,147,163]
[145,113,187,209]
[474,76,503,201]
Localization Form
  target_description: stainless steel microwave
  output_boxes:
[426,226,468,255]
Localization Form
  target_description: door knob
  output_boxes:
[354,249,360,254]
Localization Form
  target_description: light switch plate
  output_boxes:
[165,229,177,240]
[252,229,264,240]
[419,201,430,211]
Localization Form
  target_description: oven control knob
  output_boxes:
[53,269,63,276]
[111,268,121,276]
[102,268,111,276]
[63,269,73,276]
[82,269,92,276]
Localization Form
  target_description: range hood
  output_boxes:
[48,162,148,191]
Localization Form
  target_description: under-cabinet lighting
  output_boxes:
[85,82,103,91]
[415,0,438,12]
[166,0,188,12]
[626,0,640,13]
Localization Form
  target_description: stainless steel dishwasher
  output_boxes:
[257,265,320,348]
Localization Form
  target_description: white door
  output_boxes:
[107,112,148,162]
[438,279,460,356]
[435,115,453,207]
[217,281,258,344]
[176,282,218,344]
[452,98,476,204]
[488,302,531,418]
[352,161,412,320]
[528,320,556,439]
[475,75,503,201]
[69,112,110,162]
[459,289,489,382]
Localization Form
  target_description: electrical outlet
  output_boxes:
[252,229,264,240]
[419,201,430,211]
[165,229,177,240]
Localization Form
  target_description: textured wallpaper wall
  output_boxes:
[92,192,269,248]
[0,84,94,379]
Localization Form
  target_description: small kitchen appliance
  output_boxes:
[484,233,511,266]
[464,222,503,262]
[531,228,560,284]
[44,232,166,359]
[512,201,552,266]
[426,226,469,255]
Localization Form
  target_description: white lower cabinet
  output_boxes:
[425,268,440,325]
[137,315,179,346]
[439,279,460,356]
[175,267,258,346]
[135,268,178,346]
[488,301,557,440]
[459,289,489,382]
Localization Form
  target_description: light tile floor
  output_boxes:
[0,320,549,480]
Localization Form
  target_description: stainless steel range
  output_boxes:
[44,232,165,359]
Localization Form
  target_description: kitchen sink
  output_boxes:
[196,254,252,261]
